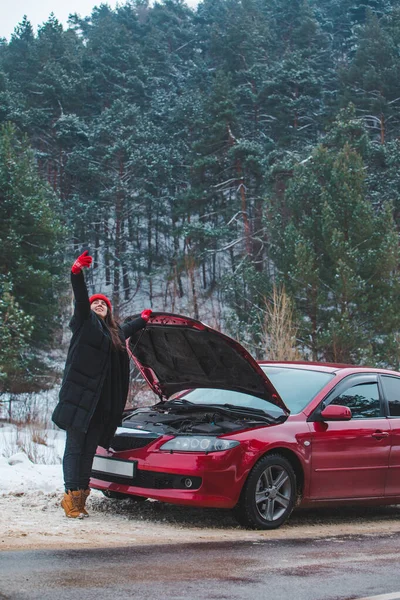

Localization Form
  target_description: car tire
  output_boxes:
[233,454,296,530]
[102,490,147,501]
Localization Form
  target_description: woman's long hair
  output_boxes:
[104,312,125,351]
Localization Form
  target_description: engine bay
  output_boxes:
[122,402,274,435]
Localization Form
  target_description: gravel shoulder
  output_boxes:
[2,490,400,551]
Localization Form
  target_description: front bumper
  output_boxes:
[90,443,246,508]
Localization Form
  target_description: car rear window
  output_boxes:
[261,366,335,413]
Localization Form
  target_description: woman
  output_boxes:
[52,250,152,518]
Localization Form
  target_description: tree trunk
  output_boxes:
[311,282,318,360]
[105,223,111,287]
[147,207,153,306]
[121,220,130,301]
[188,256,199,320]
[112,158,124,318]
[252,199,264,272]
[236,159,252,257]
[227,125,252,257]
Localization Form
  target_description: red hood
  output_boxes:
[126,312,289,414]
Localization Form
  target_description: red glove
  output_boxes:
[71,250,92,274]
[141,309,152,322]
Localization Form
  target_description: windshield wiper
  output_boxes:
[214,403,285,423]
[178,402,277,423]
[221,403,268,415]
[221,404,283,422]
[162,398,194,408]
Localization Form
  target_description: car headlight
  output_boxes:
[160,436,240,453]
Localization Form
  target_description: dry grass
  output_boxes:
[30,428,48,446]
[16,423,51,463]
[261,285,302,361]
[0,420,62,464]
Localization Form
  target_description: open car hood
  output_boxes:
[126,312,289,414]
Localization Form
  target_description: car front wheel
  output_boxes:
[233,454,296,530]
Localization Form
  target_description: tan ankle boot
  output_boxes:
[80,489,90,517]
[61,490,85,519]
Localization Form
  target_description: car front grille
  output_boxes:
[110,432,160,451]
[91,467,202,490]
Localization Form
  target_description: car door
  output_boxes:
[308,375,391,500]
[379,374,400,497]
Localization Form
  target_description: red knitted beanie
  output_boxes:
[89,294,112,312]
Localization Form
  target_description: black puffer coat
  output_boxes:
[52,272,146,447]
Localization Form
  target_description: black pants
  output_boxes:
[63,420,104,491]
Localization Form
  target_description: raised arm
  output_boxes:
[121,309,152,339]
[70,250,93,323]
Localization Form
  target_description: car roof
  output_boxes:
[258,361,400,377]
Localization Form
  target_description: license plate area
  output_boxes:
[92,456,136,479]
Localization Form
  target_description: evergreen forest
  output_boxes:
[2,0,400,393]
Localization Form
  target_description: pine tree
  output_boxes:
[1,17,38,96]
[268,110,400,364]
[340,11,400,143]
[256,0,336,149]
[0,278,34,393]
[0,123,65,349]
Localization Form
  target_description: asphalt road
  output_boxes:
[1,532,400,600]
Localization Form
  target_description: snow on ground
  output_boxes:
[0,423,65,494]
[0,451,62,493]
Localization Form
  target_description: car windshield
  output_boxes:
[174,388,285,418]
[261,366,335,413]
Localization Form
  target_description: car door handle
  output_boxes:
[371,430,389,439]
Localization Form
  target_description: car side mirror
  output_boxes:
[320,404,352,421]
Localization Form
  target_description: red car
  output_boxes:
[91,313,400,529]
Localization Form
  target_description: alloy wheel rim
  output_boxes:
[255,465,291,522]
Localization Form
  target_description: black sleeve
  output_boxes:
[121,317,147,340]
[70,271,91,323]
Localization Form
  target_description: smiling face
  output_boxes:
[90,298,108,319]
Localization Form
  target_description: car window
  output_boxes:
[380,376,400,416]
[329,382,381,418]
[261,366,335,413]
